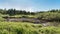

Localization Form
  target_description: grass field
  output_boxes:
[0,22,60,34]
[0,9,60,34]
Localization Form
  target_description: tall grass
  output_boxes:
[0,22,60,34]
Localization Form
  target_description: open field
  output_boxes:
[0,9,60,34]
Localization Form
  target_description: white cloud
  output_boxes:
[0,0,38,12]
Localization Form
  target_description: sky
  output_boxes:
[0,0,60,12]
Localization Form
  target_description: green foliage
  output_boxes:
[0,9,60,34]
[37,12,60,22]
[38,27,60,34]
[0,22,60,34]
[0,9,35,16]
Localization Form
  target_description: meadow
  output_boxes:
[0,9,60,34]
[0,22,60,34]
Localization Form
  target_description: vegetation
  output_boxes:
[0,9,35,16]
[0,22,60,34]
[0,9,60,34]
[36,9,60,22]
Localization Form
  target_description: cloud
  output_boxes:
[0,0,36,12]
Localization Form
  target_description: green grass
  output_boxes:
[0,12,60,34]
[36,12,60,22]
[0,22,60,34]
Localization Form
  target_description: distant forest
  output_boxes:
[0,9,35,16]
[0,9,60,16]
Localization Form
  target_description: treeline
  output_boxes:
[37,9,60,13]
[0,9,60,16]
[0,9,35,16]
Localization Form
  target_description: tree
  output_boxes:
[7,9,15,16]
